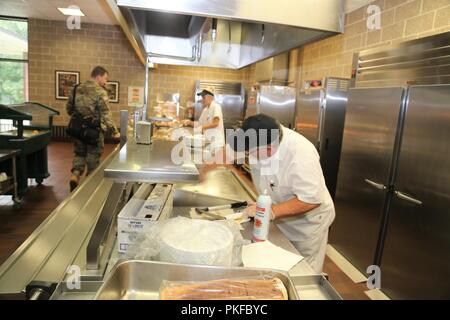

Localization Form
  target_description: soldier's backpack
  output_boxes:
[66,84,101,145]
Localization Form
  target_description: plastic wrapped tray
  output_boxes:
[94,260,300,300]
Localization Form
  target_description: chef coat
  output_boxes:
[198,100,225,150]
[249,126,335,243]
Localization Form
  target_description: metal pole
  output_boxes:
[133,108,139,139]
[12,153,18,203]
[86,182,126,270]
[143,55,149,121]
[119,109,128,148]
[29,288,44,300]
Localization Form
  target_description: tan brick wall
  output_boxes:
[299,0,450,83]
[148,64,255,112]
[28,19,253,126]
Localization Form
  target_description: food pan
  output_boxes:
[94,260,299,300]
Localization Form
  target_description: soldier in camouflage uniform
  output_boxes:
[66,66,120,191]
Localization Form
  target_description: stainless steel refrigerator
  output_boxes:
[295,77,350,198]
[246,85,296,129]
[331,84,450,299]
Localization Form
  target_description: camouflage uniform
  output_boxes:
[66,80,118,176]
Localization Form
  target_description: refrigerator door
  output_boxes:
[217,94,246,129]
[295,89,322,149]
[320,79,349,198]
[380,85,450,299]
[259,85,296,129]
[330,87,405,274]
[245,89,259,119]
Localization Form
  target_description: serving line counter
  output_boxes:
[0,137,340,300]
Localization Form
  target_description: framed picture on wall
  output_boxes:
[55,70,80,100]
[303,79,322,90]
[105,81,120,103]
[128,86,144,107]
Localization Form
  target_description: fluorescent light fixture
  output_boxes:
[57,7,85,16]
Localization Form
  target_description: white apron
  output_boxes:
[249,127,335,273]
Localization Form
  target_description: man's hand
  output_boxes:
[243,201,277,220]
[112,132,121,143]
[182,119,193,127]
[243,201,256,218]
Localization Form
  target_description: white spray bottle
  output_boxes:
[252,189,272,242]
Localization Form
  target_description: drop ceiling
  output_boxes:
[0,0,118,25]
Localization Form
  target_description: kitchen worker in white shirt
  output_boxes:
[182,89,225,151]
[228,114,335,273]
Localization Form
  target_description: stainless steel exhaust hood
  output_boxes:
[115,0,344,69]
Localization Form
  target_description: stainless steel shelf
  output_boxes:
[104,140,199,183]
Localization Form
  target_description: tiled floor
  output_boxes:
[0,142,369,300]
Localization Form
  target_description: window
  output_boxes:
[0,17,28,105]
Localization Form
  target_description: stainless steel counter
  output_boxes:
[51,167,318,300]
[104,140,199,183]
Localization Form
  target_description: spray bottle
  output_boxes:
[252,190,272,242]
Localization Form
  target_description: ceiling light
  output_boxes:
[57,7,85,16]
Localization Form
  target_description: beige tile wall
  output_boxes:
[299,0,450,84]
[28,19,254,126]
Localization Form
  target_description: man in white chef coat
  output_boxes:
[182,89,225,151]
[228,114,335,273]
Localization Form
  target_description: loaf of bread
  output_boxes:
[160,277,288,300]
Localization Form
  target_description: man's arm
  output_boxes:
[66,87,75,116]
[98,92,119,134]
[200,117,220,132]
[272,197,320,219]
[244,197,320,219]
[271,159,322,219]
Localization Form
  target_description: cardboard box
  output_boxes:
[118,183,173,253]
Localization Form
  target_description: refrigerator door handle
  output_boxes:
[317,90,326,150]
[395,191,423,206]
[364,179,387,190]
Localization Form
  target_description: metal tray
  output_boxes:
[94,260,300,300]
[291,275,343,300]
